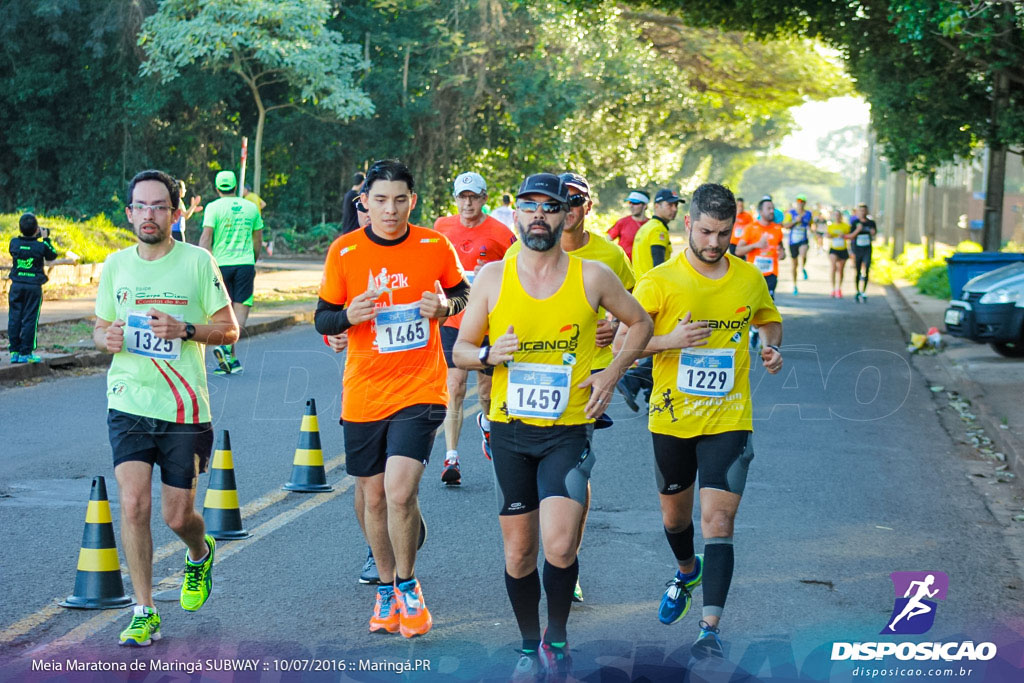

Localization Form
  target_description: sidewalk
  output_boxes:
[886,280,1024,483]
[0,257,323,382]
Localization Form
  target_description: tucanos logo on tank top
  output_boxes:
[518,323,580,354]
[696,306,752,332]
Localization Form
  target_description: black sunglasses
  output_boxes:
[567,193,588,207]
[517,199,566,214]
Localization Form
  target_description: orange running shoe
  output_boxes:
[369,585,400,634]
[395,579,432,638]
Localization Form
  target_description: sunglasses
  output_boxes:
[517,199,566,214]
[567,193,588,207]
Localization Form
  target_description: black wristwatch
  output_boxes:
[766,344,780,353]
[479,345,492,366]
[183,323,196,341]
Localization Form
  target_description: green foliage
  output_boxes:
[274,222,342,255]
[954,240,983,253]
[915,263,950,299]
[738,156,844,205]
[0,213,135,264]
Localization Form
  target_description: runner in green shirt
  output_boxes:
[93,169,239,647]
[199,170,263,374]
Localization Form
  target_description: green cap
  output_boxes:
[796,194,807,202]
[215,171,237,191]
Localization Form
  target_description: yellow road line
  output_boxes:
[29,475,356,654]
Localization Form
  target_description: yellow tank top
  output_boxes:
[488,254,597,426]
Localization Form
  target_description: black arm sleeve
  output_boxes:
[651,245,667,268]
[443,279,471,318]
[314,298,351,335]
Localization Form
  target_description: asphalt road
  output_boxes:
[1,261,1022,682]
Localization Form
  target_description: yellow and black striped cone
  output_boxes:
[202,430,250,540]
[60,476,133,609]
[283,398,333,492]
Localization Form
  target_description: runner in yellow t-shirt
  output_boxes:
[633,183,783,659]
[826,209,851,298]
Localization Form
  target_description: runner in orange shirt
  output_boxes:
[433,172,516,485]
[736,196,785,350]
[728,197,754,256]
[314,159,470,639]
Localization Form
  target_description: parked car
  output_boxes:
[944,262,1024,357]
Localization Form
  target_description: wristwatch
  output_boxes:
[766,344,780,353]
[479,345,492,366]
[183,323,196,341]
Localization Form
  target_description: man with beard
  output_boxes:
[93,169,240,646]
[454,173,652,680]
[503,171,635,603]
[633,183,783,658]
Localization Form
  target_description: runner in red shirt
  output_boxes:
[607,190,650,260]
[433,172,516,485]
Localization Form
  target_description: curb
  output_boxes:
[0,309,314,385]
[885,283,1024,481]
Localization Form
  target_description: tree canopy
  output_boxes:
[0,0,848,230]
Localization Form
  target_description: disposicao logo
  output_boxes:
[882,571,947,635]
[831,571,996,662]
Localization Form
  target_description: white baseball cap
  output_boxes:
[454,172,487,196]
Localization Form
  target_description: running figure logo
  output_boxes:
[881,571,948,635]
[649,389,677,422]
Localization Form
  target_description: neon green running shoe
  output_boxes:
[180,534,215,611]
[119,605,161,647]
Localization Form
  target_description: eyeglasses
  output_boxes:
[517,200,566,214]
[128,203,173,215]
[455,193,485,202]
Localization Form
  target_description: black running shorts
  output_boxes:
[218,264,256,306]
[490,421,592,515]
[829,248,849,261]
[108,409,213,489]
[343,403,446,477]
[440,325,493,375]
[651,430,754,496]
[788,241,809,259]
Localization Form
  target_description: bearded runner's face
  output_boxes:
[515,193,567,252]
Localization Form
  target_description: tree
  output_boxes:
[138,0,373,193]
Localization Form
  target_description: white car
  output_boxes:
[944,262,1024,357]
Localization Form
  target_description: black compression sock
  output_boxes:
[702,538,734,619]
[542,558,578,645]
[505,569,541,651]
[664,523,695,564]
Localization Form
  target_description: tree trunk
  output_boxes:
[983,71,1009,252]
[922,179,935,259]
[253,104,266,195]
[891,169,907,258]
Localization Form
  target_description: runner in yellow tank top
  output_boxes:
[454,173,652,679]
[503,171,635,604]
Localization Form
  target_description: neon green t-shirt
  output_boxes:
[633,250,782,438]
[202,196,264,266]
[506,230,635,369]
[95,242,231,424]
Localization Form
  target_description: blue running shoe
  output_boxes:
[692,619,724,658]
[658,554,703,625]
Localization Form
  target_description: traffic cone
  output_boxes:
[202,430,250,540]
[60,476,133,609]
[283,398,333,492]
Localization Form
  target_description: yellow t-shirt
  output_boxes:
[827,223,848,250]
[633,250,782,437]
[244,193,264,215]
[631,217,673,277]
[488,254,597,427]
[506,230,634,369]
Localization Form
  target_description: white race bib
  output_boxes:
[125,310,182,360]
[855,233,871,248]
[375,302,429,353]
[754,255,774,274]
[791,227,807,243]
[831,236,846,249]
[506,362,572,420]
[677,348,735,398]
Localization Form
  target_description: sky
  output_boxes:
[776,96,871,172]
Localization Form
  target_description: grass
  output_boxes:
[871,241,986,300]
[1,320,95,356]
[255,286,318,306]
[1,213,135,265]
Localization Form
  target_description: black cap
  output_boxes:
[559,171,590,196]
[654,189,684,204]
[19,213,39,235]
[517,173,568,203]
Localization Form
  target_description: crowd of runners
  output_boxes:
[85,160,879,680]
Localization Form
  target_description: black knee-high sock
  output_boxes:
[505,569,541,651]
[542,558,578,645]
[664,523,695,565]
[702,538,734,620]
